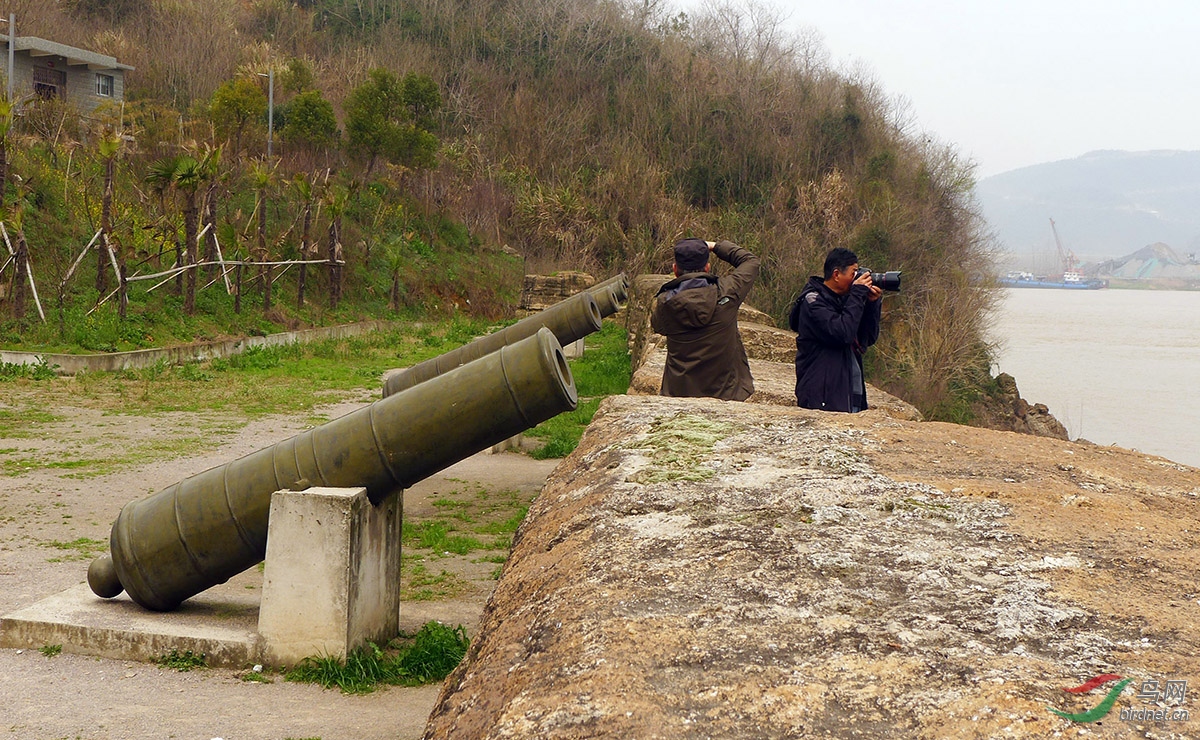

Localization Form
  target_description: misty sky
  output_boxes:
[672,0,1198,178]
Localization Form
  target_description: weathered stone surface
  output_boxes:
[425,394,1200,739]
[736,320,793,362]
[521,272,596,310]
[626,273,672,367]
[737,303,778,328]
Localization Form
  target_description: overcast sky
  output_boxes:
[673,0,1199,178]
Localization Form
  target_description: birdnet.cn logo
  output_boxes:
[1048,674,1190,723]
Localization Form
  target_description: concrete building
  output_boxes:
[1,36,133,112]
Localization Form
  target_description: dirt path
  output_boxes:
[0,393,558,740]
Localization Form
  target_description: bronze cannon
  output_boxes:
[588,273,628,317]
[88,327,577,611]
[382,273,626,399]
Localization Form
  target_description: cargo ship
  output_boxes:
[1001,219,1107,289]
[999,271,1107,289]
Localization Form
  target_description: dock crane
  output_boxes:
[1049,217,1080,277]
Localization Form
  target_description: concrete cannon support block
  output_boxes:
[258,487,401,666]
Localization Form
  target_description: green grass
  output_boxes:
[39,644,62,658]
[403,521,487,554]
[400,483,537,599]
[401,561,470,601]
[568,320,633,397]
[405,486,531,552]
[524,319,631,459]
[0,408,60,437]
[1,433,220,479]
[526,397,603,459]
[42,537,107,562]
[0,316,505,420]
[156,648,207,671]
[240,669,274,684]
[286,621,469,694]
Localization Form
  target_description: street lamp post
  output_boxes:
[257,69,274,158]
[2,14,14,103]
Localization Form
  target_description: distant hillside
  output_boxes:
[2,0,1002,423]
[976,150,1200,263]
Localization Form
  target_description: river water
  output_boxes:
[988,288,1200,468]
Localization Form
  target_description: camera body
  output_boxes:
[854,268,902,292]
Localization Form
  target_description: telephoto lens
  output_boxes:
[855,269,902,292]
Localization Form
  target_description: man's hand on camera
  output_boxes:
[853,271,883,301]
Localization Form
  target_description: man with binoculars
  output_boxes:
[652,237,760,402]
[788,247,896,413]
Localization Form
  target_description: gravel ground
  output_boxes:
[0,391,557,740]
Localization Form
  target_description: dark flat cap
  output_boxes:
[674,238,710,273]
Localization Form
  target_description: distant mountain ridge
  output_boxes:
[975,150,1200,261]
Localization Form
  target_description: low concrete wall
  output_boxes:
[0,320,398,375]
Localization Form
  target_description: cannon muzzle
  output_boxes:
[90,327,576,611]
[588,273,628,316]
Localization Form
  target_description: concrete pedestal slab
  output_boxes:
[0,584,484,671]
[0,583,261,667]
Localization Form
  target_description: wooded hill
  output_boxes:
[1,0,999,421]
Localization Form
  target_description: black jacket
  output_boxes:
[789,276,881,412]
[651,240,759,401]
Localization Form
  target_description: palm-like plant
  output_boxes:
[290,173,316,308]
[381,234,407,311]
[323,183,349,310]
[4,194,28,319]
[145,147,219,314]
[96,131,121,295]
[248,160,277,311]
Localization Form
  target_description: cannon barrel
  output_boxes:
[384,295,593,399]
[591,272,628,304]
[382,292,599,398]
[88,328,577,612]
[381,274,627,399]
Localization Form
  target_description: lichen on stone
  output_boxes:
[623,412,738,484]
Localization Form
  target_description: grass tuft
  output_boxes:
[156,648,207,672]
[286,621,469,694]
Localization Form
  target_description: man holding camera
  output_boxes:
[652,237,760,401]
[788,247,883,412]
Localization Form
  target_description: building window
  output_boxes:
[96,73,114,97]
[33,67,66,99]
